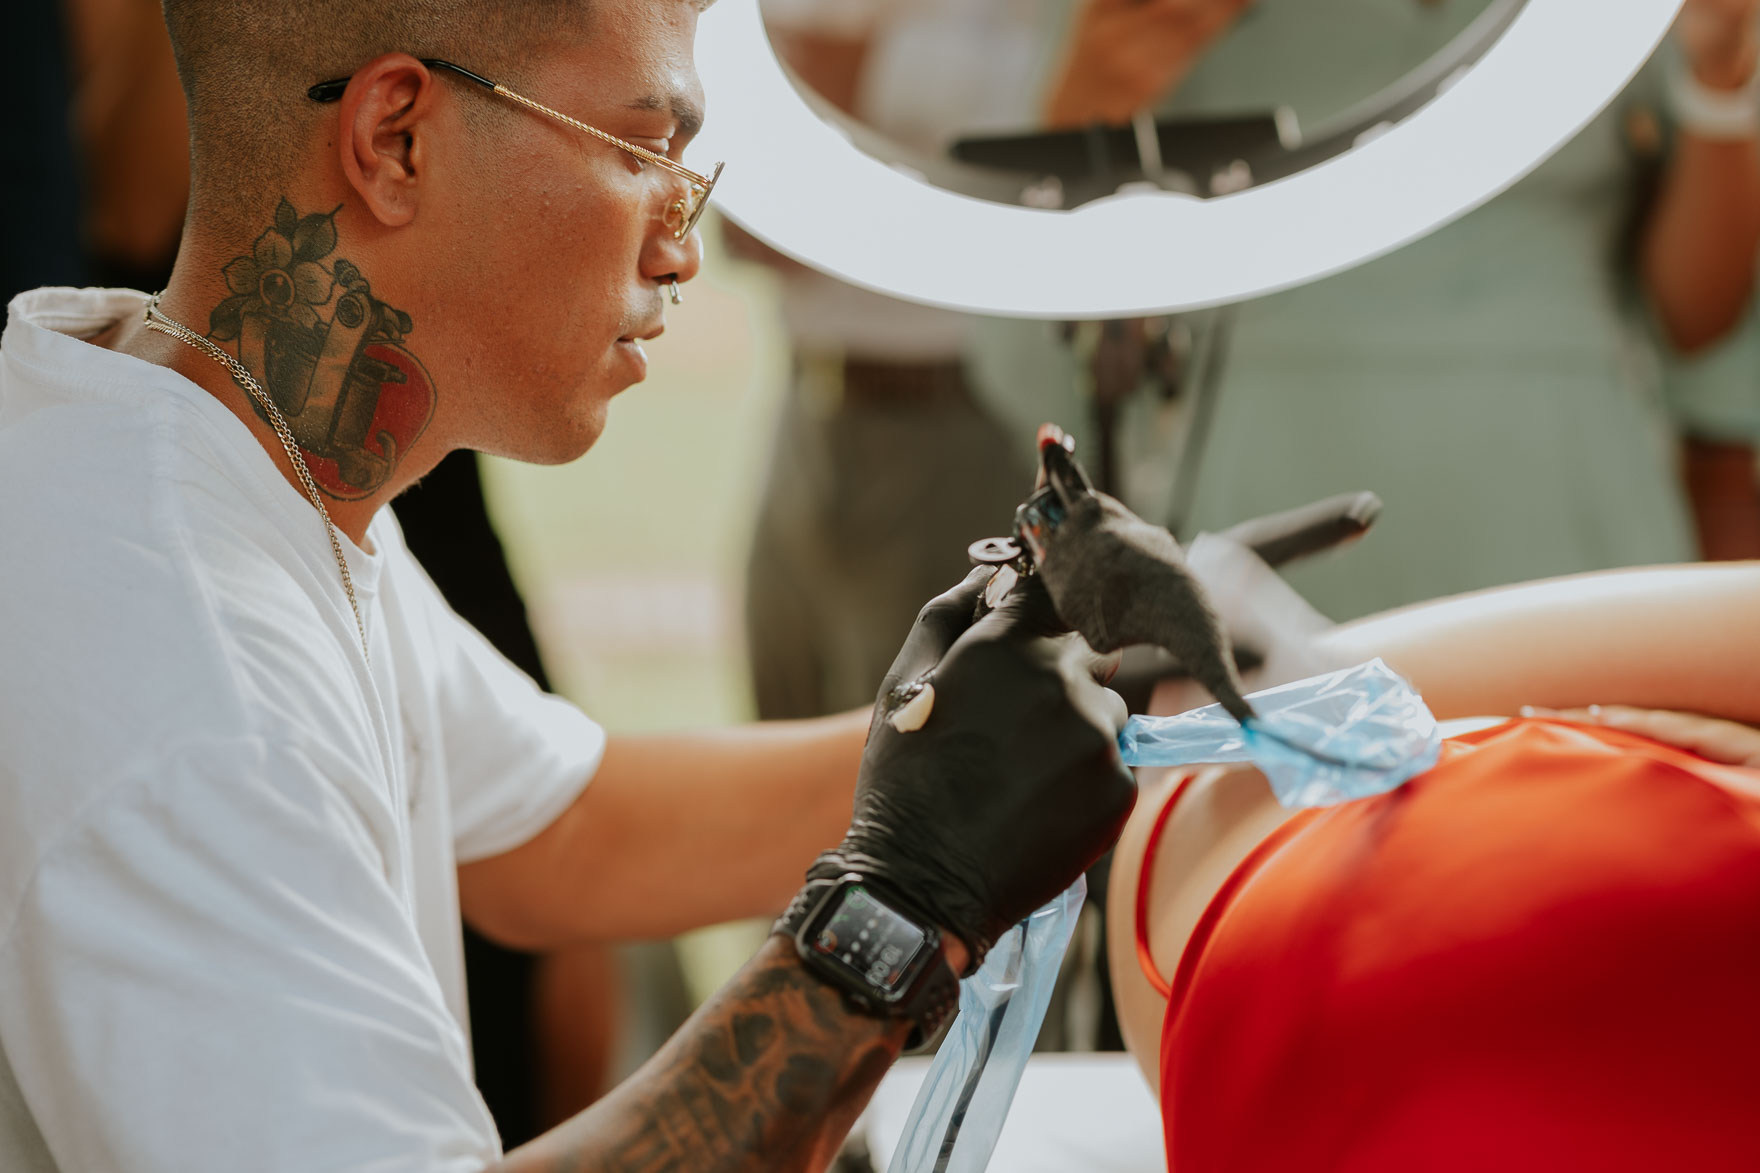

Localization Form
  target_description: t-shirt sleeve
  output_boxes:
[392,549,607,864]
[0,737,500,1173]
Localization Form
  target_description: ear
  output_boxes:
[336,55,444,228]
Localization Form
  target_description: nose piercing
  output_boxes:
[665,278,682,306]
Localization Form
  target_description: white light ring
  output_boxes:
[694,0,1681,319]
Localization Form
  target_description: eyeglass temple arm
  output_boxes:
[307,59,494,104]
[305,58,715,200]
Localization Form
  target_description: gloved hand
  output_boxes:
[1112,492,1382,713]
[807,568,1135,970]
[1215,491,1382,571]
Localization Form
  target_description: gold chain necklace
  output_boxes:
[143,292,370,663]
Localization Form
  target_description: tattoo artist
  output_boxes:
[0,1,1136,1171]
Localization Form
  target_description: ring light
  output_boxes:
[693,0,1682,318]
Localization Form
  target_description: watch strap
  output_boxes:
[773,878,838,940]
[902,951,960,1052]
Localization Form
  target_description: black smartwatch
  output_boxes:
[774,874,962,1050]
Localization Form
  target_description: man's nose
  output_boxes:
[646,219,704,293]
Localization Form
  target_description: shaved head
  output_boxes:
[161,0,597,220]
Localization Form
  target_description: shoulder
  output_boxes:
[0,376,358,732]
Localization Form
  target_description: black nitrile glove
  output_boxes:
[1217,491,1381,568]
[1033,485,1256,723]
[1109,491,1383,712]
[807,568,1135,971]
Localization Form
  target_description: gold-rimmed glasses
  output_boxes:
[307,59,724,241]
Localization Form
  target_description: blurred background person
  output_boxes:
[1645,0,1760,558]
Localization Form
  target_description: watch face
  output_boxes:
[810,885,930,996]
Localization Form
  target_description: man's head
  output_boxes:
[160,0,709,474]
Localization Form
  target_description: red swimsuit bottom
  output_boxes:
[1134,718,1760,1172]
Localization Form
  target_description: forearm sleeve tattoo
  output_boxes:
[501,937,906,1173]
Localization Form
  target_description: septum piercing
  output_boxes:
[665,279,682,306]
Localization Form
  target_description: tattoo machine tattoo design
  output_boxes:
[209,199,433,498]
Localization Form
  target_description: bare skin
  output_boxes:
[1535,704,1760,768]
[1682,437,1760,560]
[460,713,870,947]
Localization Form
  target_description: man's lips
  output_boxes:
[618,323,665,343]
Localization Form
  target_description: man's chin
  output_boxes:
[538,412,609,465]
[478,402,608,466]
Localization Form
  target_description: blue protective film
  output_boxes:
[1117,658,1441,808]
[886,877,1086,1173]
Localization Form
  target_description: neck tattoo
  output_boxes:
[203,199,433,501]
[141,198,438,664]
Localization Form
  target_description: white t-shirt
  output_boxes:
[0,287,607,1172]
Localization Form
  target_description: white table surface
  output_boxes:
[862,1053,1167,1173]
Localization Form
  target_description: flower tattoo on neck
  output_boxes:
[206,198,434,499]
